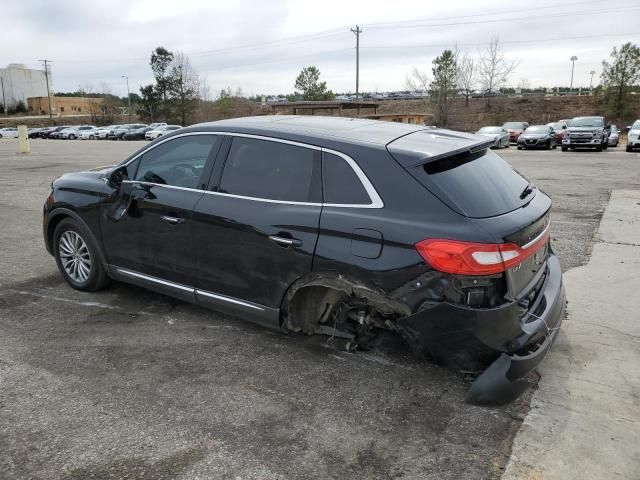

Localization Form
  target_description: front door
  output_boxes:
[191,136,322,325]
[101,134,222,291]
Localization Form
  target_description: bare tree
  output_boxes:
[405,67,429,93]
[478,36,518,104]
[457,53,477,106]
[169,51,201,125]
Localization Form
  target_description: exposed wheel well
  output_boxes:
[280,274,410,338]
[47,213,71,251]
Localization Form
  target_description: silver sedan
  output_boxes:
[475,126,510,148]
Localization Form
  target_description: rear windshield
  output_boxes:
[412,149,531,218]
[503,122,525,129]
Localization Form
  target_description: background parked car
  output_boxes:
[607,125,619,147]
[110,124,147,140]
[145,125,182,140]
[562,116,609,152]
[546,122,567,144]
[79,127,101,140]
[123,126,154,140]
[148,122,167,129]
[502,121,530,143]
[94,125,118,140]
[517,125,557,150]
[475,126,510,148]
[60,126,96,140]
[49,126,72,139]
[0,127,19,139]
[626,119,640,152]
[28,127,44,138]
[38,127,58,138]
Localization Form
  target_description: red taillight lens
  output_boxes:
[415,229,549,276]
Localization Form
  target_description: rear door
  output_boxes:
[191,135,322,323]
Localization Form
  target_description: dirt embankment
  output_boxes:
[378,95,640,131]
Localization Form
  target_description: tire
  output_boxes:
[89,135,95,140]
[545,140,551,150]
[627,145,633,152]
[602,141,608,150]
[53,218,110,292]
[595,146,602,152]
[552,141,557,149]
[561,146,568,152]
[69,134,76,140]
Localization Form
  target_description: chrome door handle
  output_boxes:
[160,215,185,225]
[268,235,302,247]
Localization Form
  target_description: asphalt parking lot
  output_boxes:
[1,139,639,480]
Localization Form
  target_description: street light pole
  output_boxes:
[589,70,596,90]
[121,75,131,121]
[569,56,578,95]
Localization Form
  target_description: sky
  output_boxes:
[1,0,639,98]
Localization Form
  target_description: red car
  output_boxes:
[547,122,568,144]
[502,122,530,143]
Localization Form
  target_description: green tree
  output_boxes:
[294,66,334,100]
[150,46,175,118]
[601,42,640,118]
[430,50,457,126]
[137,84,160,122]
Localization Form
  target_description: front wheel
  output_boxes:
[595,146,603,152]
[53,218,110,291]
[69,134,76,140]
[626,145,632,152]
[561,146,568,152]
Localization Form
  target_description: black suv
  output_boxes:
[43,116,565,404]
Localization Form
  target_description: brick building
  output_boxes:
[27,96,104,116]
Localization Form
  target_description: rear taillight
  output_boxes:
[415,228,549,276]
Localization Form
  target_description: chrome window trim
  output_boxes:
[120,131,384,209]
[115,267,266,311]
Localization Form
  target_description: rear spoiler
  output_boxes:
[386,129,494,168]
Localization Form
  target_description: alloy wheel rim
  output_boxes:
[59,231,91,283]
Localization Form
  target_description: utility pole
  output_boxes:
[38,59,53,119]
[569,56,578,95]
[0,76,6,115]
[350,25,362,108]
[121,75,131,121]
[589,70,596,90]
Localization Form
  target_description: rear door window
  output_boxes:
[218,137,321,203]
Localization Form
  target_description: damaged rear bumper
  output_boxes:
[397,254,565,405]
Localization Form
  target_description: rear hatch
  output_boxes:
[388,129,551,298]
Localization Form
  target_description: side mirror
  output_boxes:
[107,165,128,188]
[605,124,611,129]
[562,125,567,129]
[626,126,631,132]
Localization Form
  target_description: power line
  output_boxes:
[360,32,640,51]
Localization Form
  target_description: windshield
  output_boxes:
[633,120,640,130]
[524,126,548,134]
[478,127,502,134]
[569,117,603,127]
[548,123,563,129]
[503,122,525,129]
